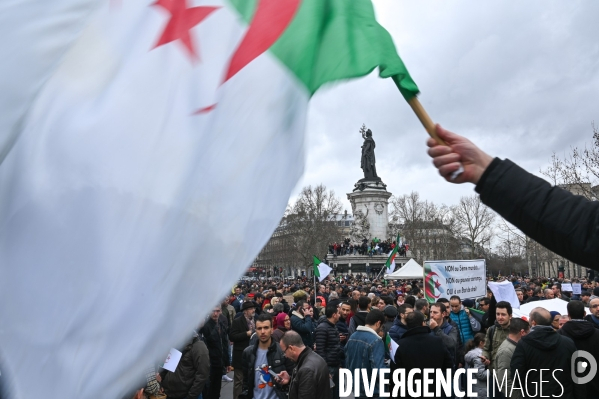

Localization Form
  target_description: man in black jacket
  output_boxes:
[230,302,257,399]
[161,333,211,399]
[348,295,370,335]
[511,307,582,398]
[427,125,599,269]
[200,306,231,399]
[315,304,342,399]
[558,300,599,398]
[240,314,294,399]
[277,331,330,399]
[389,304,413,344]
[392,311,453,398]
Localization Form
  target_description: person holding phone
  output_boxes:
[290,301,315,349]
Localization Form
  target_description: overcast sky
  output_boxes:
[290,0,599,212]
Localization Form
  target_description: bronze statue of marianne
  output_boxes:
[360,128,380,181]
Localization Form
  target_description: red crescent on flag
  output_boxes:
[223,0,301,83]
[425,272,441,299]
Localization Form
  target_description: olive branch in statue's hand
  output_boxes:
[359,123,368,139]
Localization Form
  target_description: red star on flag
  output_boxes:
[153,0,219,61]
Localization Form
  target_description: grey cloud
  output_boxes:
[292,0,599,210]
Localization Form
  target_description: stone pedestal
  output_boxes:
[347,180,392,241]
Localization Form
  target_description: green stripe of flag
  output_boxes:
[228,0,419,99]
[313,255,321,277]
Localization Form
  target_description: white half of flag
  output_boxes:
[317,262,333,282]
[0,1,306,397]
[387,250,396,270]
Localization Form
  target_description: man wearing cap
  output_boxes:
[383,306,397,334]
[230,301,257,399]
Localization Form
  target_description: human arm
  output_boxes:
[313,326,327,359]
[509,342,526,390]
[481,327,492,361]
[472,355,489,382]
[433,326,457,353]
[291,315,313,334]
[347,317,356,336]
[495,347,512,397]
[468,313,481,333]
[428,124,599,268]
[371,340,386,370]
[241,348,251,396]
[475,157,599,268]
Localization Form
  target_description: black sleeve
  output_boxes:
[476,158,599,268]
[230,318,249,342]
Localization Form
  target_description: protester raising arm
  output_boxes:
[427,125,599,268]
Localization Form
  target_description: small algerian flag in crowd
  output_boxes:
[385,233,402,269]
[387,333,399,360]
[0,0,418,396]
[313,256,333,282]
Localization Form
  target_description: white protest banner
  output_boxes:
[423,260,486,303]
[561,283,573,292]
[488,280,520,309]
[163,348,183,373]
[572,284,582,295]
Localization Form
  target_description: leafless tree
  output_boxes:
[389,192,460,263]
[540,123,599,200]
[284,184,343,272]
[494,219,528,275]
[451,195,495,259]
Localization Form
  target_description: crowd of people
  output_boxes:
[128,274,599,399]
[329,238,408,257]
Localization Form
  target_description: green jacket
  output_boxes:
[481,322,509,370]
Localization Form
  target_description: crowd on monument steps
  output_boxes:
[329,237,407,257]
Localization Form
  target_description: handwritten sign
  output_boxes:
[561,283,573,292]
[423,260,486,303]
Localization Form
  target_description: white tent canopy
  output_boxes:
[384,259,423,280]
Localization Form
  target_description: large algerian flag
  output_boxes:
[385,233,402,269]
[313,255,332,282]
[0,0,417,397]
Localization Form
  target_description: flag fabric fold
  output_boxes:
[0,0,417,397]
[313,255,332,282]
[385,233,401,270]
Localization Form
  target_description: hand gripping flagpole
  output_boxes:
[407,97,464,180]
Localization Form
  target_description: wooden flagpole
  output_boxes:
[407,97,446,146]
